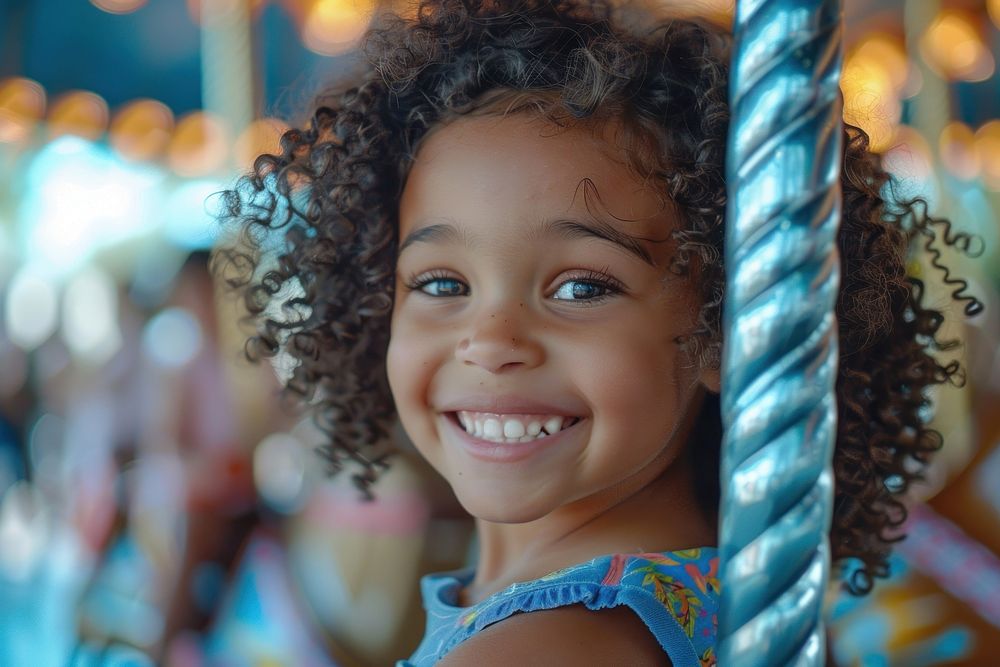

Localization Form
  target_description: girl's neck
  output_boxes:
[460,445,716,606]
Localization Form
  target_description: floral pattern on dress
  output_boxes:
[457,608,479,628]
[413,548,719,667]
[620,549,720,666]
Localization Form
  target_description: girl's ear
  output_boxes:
[699,364,721,394]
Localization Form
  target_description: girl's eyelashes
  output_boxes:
[403,269,468,297]
[402,268,625,304]
[551,269,625,304]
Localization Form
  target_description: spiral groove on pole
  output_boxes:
[718,0,844,665]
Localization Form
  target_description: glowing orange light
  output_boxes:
[920,11,995,82]
[302,0,375,56]
[235,117,291,168]
[0,77,46,143]
[91,0,146,13]
[167,111,230,176]
[990,0,1000,30]
[849,34,910,92]
[110,99,175,162]
[974,121,1000,191]
[841,56,900,153]
[48,91,110,141]
[841,33,915,151]
[939,122,979,181]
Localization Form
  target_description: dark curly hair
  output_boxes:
[213,0,982,595]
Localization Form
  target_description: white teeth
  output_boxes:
[503,420,526,438]
[483,418,503,439]
[453,411,580,444]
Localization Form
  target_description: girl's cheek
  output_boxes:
[387,325,434,406]
[385,332,413,405]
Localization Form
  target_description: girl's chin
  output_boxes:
[450,487,554,524]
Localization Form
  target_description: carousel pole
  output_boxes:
[717,0,844,664]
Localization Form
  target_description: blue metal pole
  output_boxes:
[718,0,844,665]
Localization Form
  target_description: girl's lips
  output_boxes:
[440,411,584,464]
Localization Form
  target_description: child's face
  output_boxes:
[388,114,716,523]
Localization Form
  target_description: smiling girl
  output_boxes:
[214,1,980,665]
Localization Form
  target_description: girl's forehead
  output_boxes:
[400,114,675,237]
[413,113,630,173]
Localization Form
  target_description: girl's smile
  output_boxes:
[441,410,586,464]
[387,111,720,532]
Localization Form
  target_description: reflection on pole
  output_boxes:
[718,0,844,664]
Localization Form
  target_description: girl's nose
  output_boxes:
[455,310,544,374]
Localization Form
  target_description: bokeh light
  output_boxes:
[975,121,1000,191]
[142,307,202,368]
[110,99,175,162]
[90,0,147,14]
[301,0,375,56]
[920,10,995,82]
[0,482,50,583]
[167,111,230,177]
[4,267,59,352]
[23,137,163,275]
[0,77,46,143]
[990,0,1000,30]
[842,34,908,153]
[61,268,123,366]
[162,179,225,249]
[47,91,110,141]
[851,33,915,95]
[253,433,309,513]
[234,117,290,168]
[939,121,980,181]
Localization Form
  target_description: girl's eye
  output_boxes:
[405,273,468,297]
[552,272,624,303]
[421,278,467,297]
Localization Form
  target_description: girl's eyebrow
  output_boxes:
[543,218,655,266]
[398,219,465,256]
[398,217,656,266]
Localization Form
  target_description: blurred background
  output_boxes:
[0,0,999,665]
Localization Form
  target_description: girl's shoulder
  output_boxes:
[435,601,673,666]
[406,549,718,667]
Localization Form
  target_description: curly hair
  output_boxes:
[213,0,982,595]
